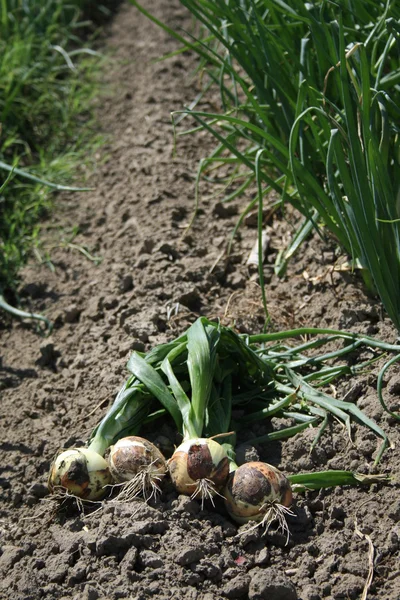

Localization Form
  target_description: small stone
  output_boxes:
[136,255,149,268]
[138,238,155,254]
[118,307,138,327]
[36,343,60,369]
[49,564,68,584]
[222,521,238,538]
[384,528,399,553]
[103,296,118,310]
[213,202,238,218]
[0,546,24,569]
[194,561,222,581]
[235,444,259,465]
[95,533,141,557]
[176,546,205,566]
[238,530,258,548]
[388,502,400,522]
[81,585,99,600]
[139,550,163,569]
[119,547,138,574]
[120,274,134,293]
[227,273,246,289]
[294,505,313,527]
[117,339,145,357]
[254,548,270,566]
[27,482,48,499]
[244,209,270,228]
[123,324,151,342]
[21,282,47,299]
[222,574,251,598]
[171,206,187,221]
[64,304,81,323]
[387,375,400,394]
[249,568,297,600]
[173,495,201,516]
[84,296,104,321]
[301,585,321,600]
[158,242,179,260]
[118,340,133,357]
[177,287,200,309]
[327,457,346,470]
[67,566,86,586]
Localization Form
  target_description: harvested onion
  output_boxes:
[107,436,167,500]
[48,448,112,501]
[168,437,229,504]
[224,461,293,536]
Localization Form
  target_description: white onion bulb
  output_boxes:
[224,461,293,535]
[48,448,112,501]
[168,438,229,504]
[107,436,167,500]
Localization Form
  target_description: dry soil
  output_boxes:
[1,2,400,599]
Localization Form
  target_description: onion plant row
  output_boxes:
[0,0,106,318]
[130,0,400,330]
[49,318,397,533]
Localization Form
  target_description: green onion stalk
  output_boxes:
[127,318,232,505]
[202,331,295,535]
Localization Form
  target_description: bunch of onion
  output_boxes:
[48,317,275,505]
[48,371,171,501]
[48,316,393,512]
[126,318,231,505]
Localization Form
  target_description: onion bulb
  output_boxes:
[107,436,167,501]
[48,448,112,501]
[168,438,229,505]
[224,462,293,538]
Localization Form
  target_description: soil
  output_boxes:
[1,2,400,599]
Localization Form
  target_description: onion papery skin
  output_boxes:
[224,461,293,524]
[107,436,167,483]
[48,448,112,501]
[168,438,230,496]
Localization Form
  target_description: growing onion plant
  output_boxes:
[130,0,400,331]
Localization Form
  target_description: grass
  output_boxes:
[0,0,109,314]
[130,0,400,330]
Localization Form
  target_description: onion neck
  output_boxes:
[87,436,108,457]
[87,384,150,457]
[182,421,201,442]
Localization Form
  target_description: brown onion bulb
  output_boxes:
[168,438,229,504]
[48,448,112,501]
[107,436,167,500]
[224,461,293,528]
